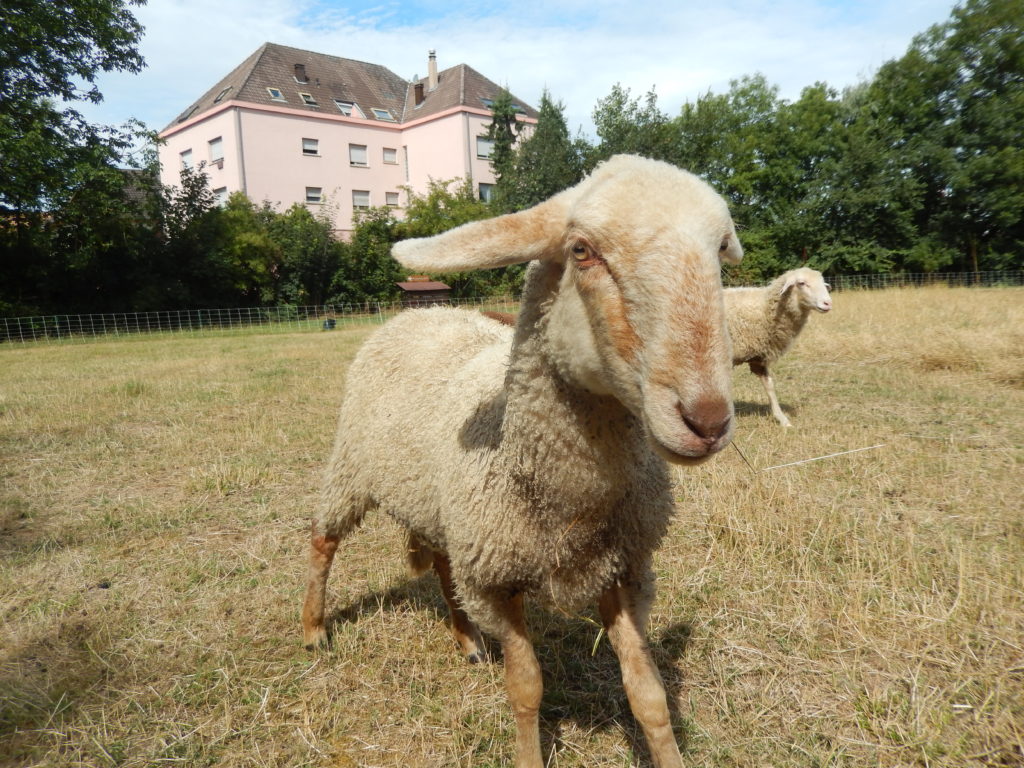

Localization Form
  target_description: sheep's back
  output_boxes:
[323,307,512,540]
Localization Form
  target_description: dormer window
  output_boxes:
[334,100,365,118]
[267,87,286,101]
[299,92,318,106]
[294,64,308,84]
[371,108,395,122]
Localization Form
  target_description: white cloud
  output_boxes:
[80,0,956,140]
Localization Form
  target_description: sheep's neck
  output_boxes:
[765,288,811,357]
[498,262,649,517]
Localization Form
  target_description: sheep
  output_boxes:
[302,155,743,768]
[724,267,832,427]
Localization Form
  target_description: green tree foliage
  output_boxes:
[397,178,517,296]
[854,0,1024,272]
[331,207,404,303]
[501,90,585,211]
[590,84,671,166]
[266,204,343,306]
[485,88,521,211]
[0,0,148,212]
[217,194,284,305]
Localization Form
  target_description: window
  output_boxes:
[267,87,286,101]
[349,144,368,167]
[208,137,223,163]
[478,183,494,203]
[213,187,228,206]
[382,147,398,164]
[352,190,370,210]
[385,191,400,208]
[334,100,365,118]
[302,138,319,156]
[305,187,323,204]
[476,136,494,159]
[299,92,318,106]
[371,108,395,121]
[214,87,231,104]
[180,149,193,170]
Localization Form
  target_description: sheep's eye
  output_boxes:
[719,238,729,253]
[570,240,600,266]
[572,244,589,260]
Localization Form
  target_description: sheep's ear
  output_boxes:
[392,189,575,273]
[779,274,798,295]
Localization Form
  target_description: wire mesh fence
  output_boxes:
[2,270,1021,345]
[0,296,521,345]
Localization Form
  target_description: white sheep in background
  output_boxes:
[724,267,833,427]
[302,155,743,768]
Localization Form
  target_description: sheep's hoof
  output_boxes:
[303,626,330,651]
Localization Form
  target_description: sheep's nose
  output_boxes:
[678,397,732,443]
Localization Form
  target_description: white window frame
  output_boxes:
[352,190,370,210]
[476,136,494,159]
[371,108,395,122]
[385,191,400,208]
[302,138,319,157]
[334,99,365,118]
[305,187,323,204]
[348,144,368,167]
[180,149,193,170]
[382,147,398,164]
[208,137,224,164]
[267,87,286,101]
[478,183,495,203]
[213,187,228,206]
[299,92,318,106]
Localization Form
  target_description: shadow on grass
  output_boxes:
[734,398,798,421]
[324,574,695,767]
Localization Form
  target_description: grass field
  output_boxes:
[1,286,1021,767]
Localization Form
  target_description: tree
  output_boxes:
[331,207,404,303]
[0,0,147,212]
[398,178,518,296]
[269,203,343,306]
[590,84,670,166]
[867,0,1024,271]
[485,88,521,212]
[502,90,584,211]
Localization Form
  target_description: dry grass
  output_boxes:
[1,285,1021,767]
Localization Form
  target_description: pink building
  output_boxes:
[158,43,538,235]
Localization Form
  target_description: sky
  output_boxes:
[79,0,959,142]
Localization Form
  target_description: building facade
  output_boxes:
[158,43,537,235]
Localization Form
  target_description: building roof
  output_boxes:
[163,42,537,133]
[396,280,451,291]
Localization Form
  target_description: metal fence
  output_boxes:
[0,296,521,345]
[2,270,1021,345]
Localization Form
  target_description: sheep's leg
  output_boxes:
[749,360,792,427]
[493,592,544,768]
[302,521,340,649]
[599,583,682,768]
[431,552,487,663]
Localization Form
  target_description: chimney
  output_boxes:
[427,50,438,91]
[414,81,425,106]
[294,63,307,83]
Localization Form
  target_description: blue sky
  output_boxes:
[80,0,958,142]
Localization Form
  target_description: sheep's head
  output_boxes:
[780,268,833,313]
[392,155,741,465]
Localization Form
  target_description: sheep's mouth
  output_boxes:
[644,416,733,466]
